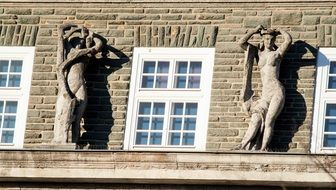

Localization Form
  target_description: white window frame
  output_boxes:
[124,47,215,151]
[0,47,35,149]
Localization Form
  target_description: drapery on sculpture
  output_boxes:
[54,24,103,144]
[236,25,292,151]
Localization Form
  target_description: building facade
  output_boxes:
[1,0,336,189]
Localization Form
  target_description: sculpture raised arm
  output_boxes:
[238,25,264,51]
[277,29,292,57]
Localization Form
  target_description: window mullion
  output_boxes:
[162,100,170,146]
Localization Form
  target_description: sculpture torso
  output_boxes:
[258,50,284,103]
[66,49,87,93]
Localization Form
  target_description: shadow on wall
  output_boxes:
[269,40,317,152]
[78,35,129,149]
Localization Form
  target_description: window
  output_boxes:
[0,47,34,149]
[124,48,215,151]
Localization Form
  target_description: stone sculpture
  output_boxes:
[236,25,292,151]
[53,24,103,145]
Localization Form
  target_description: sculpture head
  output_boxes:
[260,29,278,50]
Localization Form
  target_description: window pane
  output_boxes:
[182,133,195,145]
[5,101,17,113]
[139,102,151,115]
[143,61,155,73]
[151,118,163,130]
[157,61,169,73]
[330,61,336,74]
[175,76,186,88]
[176,61,188,73]
[169,133,180,145]
[155,76,168,88]
[0,60,9,72]
[135,132,148,145]
[325,119,336,132]
[3,116,16,129]
[172,103,184,115]
[1,131,14,143]
[8,75,21,87]
[190,61,202,74]
[326,104,336,116]
[0,101,3,113]
[141,76,154,88]
[10,60,23,73]
[329,76,336,89]
[149,133,162,145]
[323,134,336,147]
[184,118,196,130]
[171,118,182,130]
[185,103,198,115]
[188,76,200,88]
[0,75,7,87]
[137,117,150,130]
[153,103,165,115]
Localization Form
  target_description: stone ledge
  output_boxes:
[1,150,336,187]
[0,0,334,3]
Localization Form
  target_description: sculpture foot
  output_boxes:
[231,144,242,150]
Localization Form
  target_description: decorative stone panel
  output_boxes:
[317,25,336,46]
[0,25,39,46]
[134,25,218,47]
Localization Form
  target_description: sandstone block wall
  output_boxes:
[0,1,328,152]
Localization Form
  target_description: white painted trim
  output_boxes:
[311,48,336,153]
[0,47,35,149]
[124,48,214,151]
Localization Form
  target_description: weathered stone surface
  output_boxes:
[244,17,271,28]
[76,14,115,20]
[272,11,302,25]
[4,25,15,45]
[162,14,182,20]
[33,9,54,15]
[119,14,146,20]
[32,73,57,80]
[30,87,57,95]
[5,8,31,15]
[145,9,169,14]
[321,16,336,24]
[55,9,76,15]
[198,14,224,20]
[18,16,40,24]
[302,16,320,25]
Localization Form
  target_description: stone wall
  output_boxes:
[0,1,328,151]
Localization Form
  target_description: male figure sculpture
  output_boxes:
[237,25,292,151]
[54,24,103,144]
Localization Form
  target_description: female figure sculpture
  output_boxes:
[237,25,292,151]
[53,24,103,144]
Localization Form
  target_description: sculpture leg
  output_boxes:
[72,85,87,143]
[241,113,262,150]
[54,90,75,144]
[261,94,285,151]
